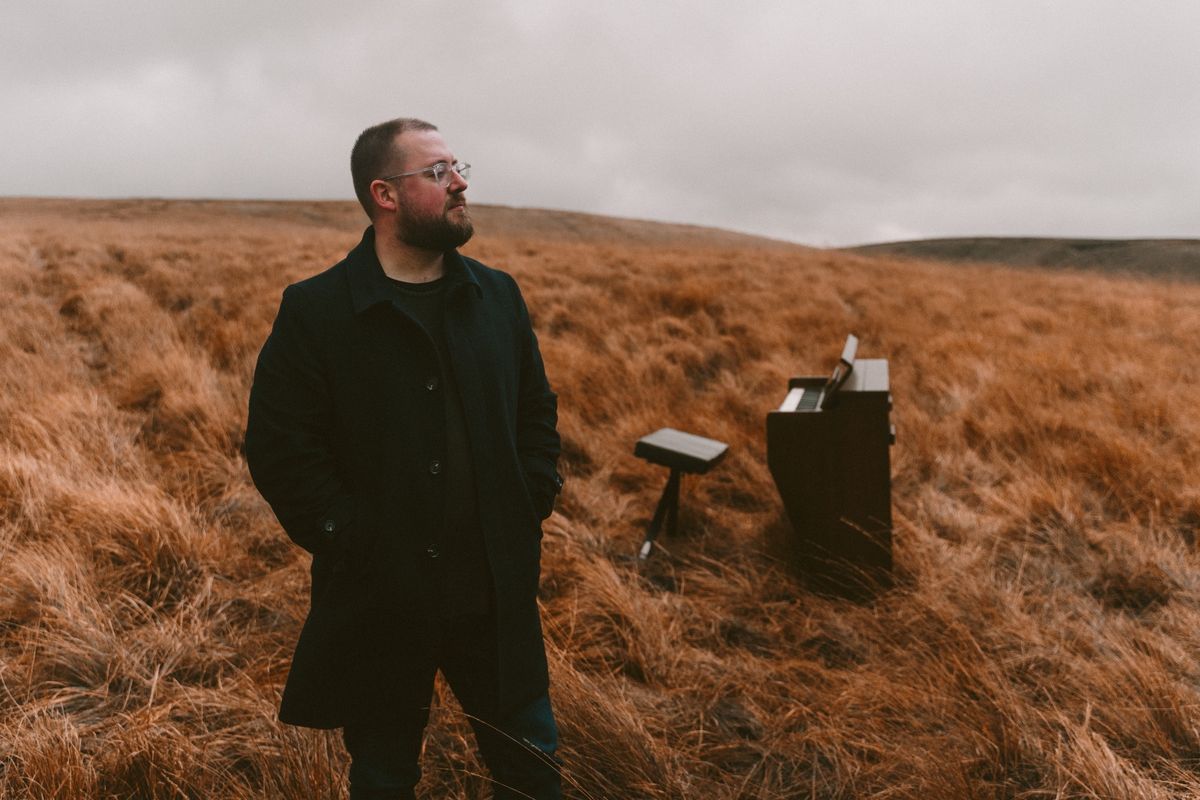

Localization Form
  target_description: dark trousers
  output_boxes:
[341,611,561,800]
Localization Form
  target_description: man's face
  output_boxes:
[388,129,473,251]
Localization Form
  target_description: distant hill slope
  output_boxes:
[473,204,806,249]
[0,197,803,251]
[847,237,1200,280]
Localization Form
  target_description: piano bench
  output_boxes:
[633,428,729,560]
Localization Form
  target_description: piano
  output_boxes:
[767,334,895,597]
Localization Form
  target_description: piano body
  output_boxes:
[767,335,894,595]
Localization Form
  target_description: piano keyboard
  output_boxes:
[779,387,822,412]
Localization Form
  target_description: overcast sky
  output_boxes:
[4,1,1198,246]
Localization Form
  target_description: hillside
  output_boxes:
[848,236,1200,280]
[0,197,803,251]
[2,199,1200,798]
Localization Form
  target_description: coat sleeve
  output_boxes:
[511,278,562,521]
[245,284,357,555]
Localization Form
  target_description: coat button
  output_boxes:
[426,544,440,559]
[425,376,439,391]
[429,459,442,475]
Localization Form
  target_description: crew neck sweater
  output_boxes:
[387,275,493,617]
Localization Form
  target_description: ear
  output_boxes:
[369,179,399,215]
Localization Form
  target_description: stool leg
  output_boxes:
[639,469,681,560]
[665,470,681,538]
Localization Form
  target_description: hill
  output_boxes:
[848,236,1200,280]
[0,197,803,250]
[2,199,1200,798]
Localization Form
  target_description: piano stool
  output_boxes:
[633,427,729,560]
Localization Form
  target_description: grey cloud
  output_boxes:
[3,1,1198,245]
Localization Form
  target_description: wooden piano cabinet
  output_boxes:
[767,358,894,598]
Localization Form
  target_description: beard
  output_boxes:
[395,194,474,251]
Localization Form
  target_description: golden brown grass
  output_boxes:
[2,198,1200,798]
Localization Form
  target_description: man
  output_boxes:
[245,117,563,799]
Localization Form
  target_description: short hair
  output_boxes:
[350,118,438,217]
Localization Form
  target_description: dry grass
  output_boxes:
[2,198,1200,798]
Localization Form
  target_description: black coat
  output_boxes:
[245,227,561,729]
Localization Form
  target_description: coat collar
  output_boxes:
[347,226,482,315]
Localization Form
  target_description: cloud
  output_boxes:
[3,1,1198,245]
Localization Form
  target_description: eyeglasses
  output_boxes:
[380,161,470,187]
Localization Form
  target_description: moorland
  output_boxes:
[2,198,1199,798]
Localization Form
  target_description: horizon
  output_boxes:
[6,195,1200,251]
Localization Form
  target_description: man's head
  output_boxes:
[350,117,474,251]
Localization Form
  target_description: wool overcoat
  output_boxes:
[245,227,561,729]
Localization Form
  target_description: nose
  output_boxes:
[447,166,468,191]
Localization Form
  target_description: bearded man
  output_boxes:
[245,117,563,799]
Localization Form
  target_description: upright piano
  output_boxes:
[766,334,895,596]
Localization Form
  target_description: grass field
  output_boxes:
[2,198,1199,798]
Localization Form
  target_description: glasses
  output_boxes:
[380,161,470,187]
